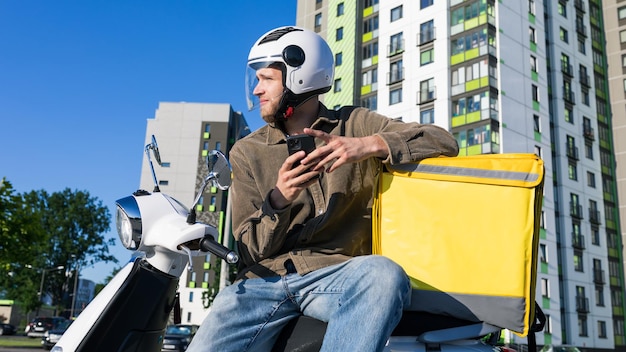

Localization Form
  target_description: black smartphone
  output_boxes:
[287,134,316,168]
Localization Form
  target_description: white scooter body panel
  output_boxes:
[52,261,135,352]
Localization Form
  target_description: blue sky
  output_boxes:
[0,1,296,283]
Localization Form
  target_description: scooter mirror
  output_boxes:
[151,135,162,165]
[207,150,231,190]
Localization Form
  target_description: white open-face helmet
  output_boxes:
[245,26,334,115]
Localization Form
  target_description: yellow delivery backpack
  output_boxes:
[373,153,544,337]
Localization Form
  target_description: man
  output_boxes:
[187,26,459,352]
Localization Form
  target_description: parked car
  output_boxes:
[161,324,199,351]
[539,345,582,352]
[0,323,17,335]
[42,320,72,350]
[25,317,67,338]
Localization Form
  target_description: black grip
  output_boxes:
[200,235,239,264]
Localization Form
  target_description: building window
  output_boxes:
[599,321,607,338]
[420,20,435,44]
[533,115,541,133]
[336,27,344,41]
[530,55,538,73]
[390,88,403,105]
[363,41,378,61]
[578,38,586,54]
[578,315,588,336]
[574,250,584,272]
[314,13,322,32]
[420,48,434,66]
[189,291,194,302]
[540,243,547,262]
[568,161,577,181]
[587,171,596,188]
[581,88,589,106]
[585,143,593,160]
[560,27,569,43]
[334,79,342,93]
[337,2,344,16]
[541,278,549,297]
[619,6,626,20]
[389,32,404,56]
[364,0,378,7]
[421,0,433,9]
[558,1,567,17]
[621,30,626,44]
[529,27,537,43]
[362,67,378,87]
[420,109,434,124]
[591,226,600,245]
[361,95,377,110]
[335,52,342,66]
[564,107,573,124]
[391,5,403,22]
[419,78,435,103]
[529,0,535,15]
[596,286,604,307]
[389,60,403,84]
[363,15,379,34]
[532,84,539,102]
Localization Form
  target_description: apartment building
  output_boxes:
[140,102,249,325]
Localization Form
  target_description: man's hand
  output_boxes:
[270,150,321,209]
[301,128,389,173]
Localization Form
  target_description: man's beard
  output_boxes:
[260,106,277,124]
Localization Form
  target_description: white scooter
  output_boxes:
[52,136,237,352]
[53,137,543,352]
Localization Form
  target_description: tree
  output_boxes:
[0,178,47,312]
[0,183,118,314]
[21,188,118,314]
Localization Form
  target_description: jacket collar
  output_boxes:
[264,103,340,145]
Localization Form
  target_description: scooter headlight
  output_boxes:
[115,196,142,250]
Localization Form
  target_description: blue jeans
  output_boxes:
[186,255,411,352]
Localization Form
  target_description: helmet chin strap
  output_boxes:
[274,89,299,122]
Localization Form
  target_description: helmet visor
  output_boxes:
[245,65,260,111]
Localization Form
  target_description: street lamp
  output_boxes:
[39,265,65,302]
[28,265,64,315]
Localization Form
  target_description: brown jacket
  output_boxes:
[229,104,458,280]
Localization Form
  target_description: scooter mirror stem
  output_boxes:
[188,175,213,224]
[145,138,161,193]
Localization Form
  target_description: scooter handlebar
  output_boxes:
[200,235,239,264]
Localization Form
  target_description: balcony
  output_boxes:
[576,22,587,37]
[566,144,579,160]
[579,73,591,87]
[576,296,590,313]
[594,269,606,285]
[562,63,574,77]
[570,202,583,219]
[583,125,595,140]
[387,69,404,85]
[417,86,436,105]
[563,88,576,104]
[575,0,586,13]
[387,40,405,57]
[418,27,436,45]
[589,209,601,224]
[572,233,585,249]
